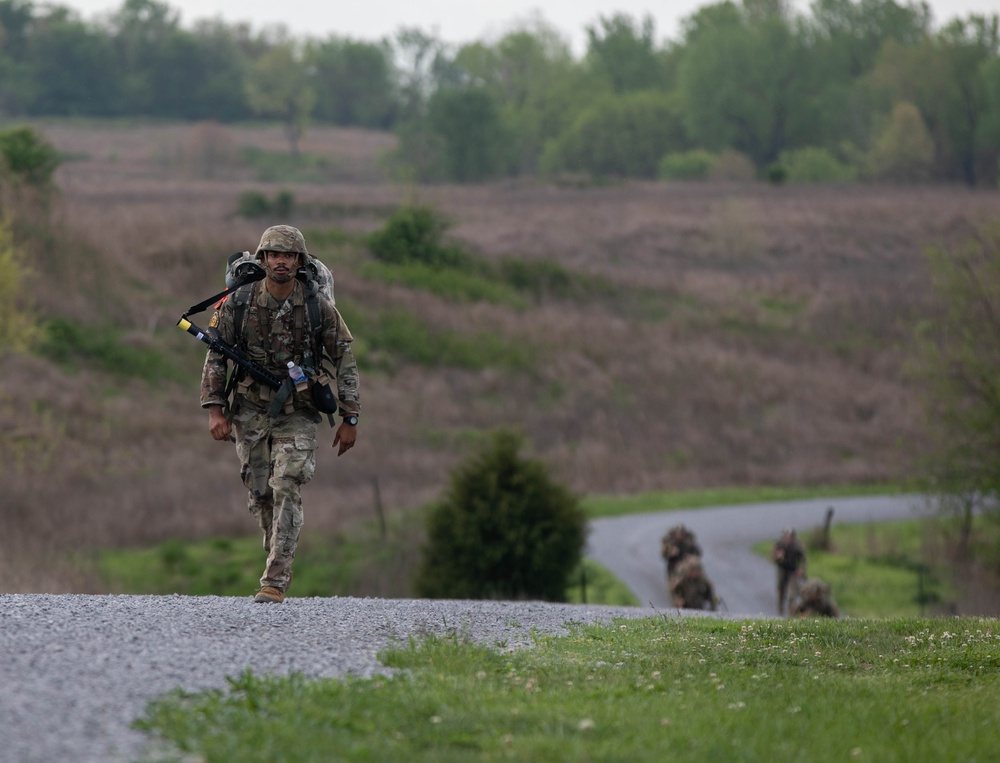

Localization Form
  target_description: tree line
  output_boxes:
[1,0,998,185]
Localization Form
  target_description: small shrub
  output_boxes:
[416,430,587,601]
[236,189,296,219]
[40,318,181,382]
[658,149,715,181]
[780,147,855,184]
[236,190,271,218]
[367,205,468,269]
[272,189,295,217]
[0,216,41,352]
[0,126,60,187]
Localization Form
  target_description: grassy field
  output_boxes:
[135,614,1000,762]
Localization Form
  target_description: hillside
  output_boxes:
[2,120,998,593]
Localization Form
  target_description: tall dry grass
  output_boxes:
[2,119,999,595]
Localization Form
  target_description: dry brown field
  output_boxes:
[3,119,999,593]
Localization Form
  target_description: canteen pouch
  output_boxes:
[310,372,338,414]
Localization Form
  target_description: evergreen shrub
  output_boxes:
[416,430,587,601]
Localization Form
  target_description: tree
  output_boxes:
[416,430,587,601]
[914,221,1000,552]
[585,12,666,93]
[427,86,514,182]
[245,42,316,156]
[307,36,398,128]
[678,1,823,168]
[542,90,689,178]
[864,100,935,180]
[451,23,588,174]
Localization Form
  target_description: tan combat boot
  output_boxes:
[253,585,285,604]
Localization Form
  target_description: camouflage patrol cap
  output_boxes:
[256,225,308,258]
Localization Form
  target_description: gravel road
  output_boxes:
[586,494,933,616]
[3,494,928,762]
[2,593,687,763]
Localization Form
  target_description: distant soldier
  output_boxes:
[669,555,718,611]
[772,527,807,615]
[661,524,702,578]
[793,578,840,618]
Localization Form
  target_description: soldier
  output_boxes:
[661,523,702,578]
[793,578,840,618]
[669,555,718,611]
[772,527,807,615]
[201,224,361,604]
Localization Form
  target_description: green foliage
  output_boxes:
[864,101,935,182]
[0,215,41,352]
[239,146,332,183]
[244,43,316,155]
[779,146,856,183]
[40,317,182,382]
[658,149,715,180]
[427,87,514,182]
[913,219,1000,503]
[136,616,1000,762]
[542,91,688,178]
[367,205,469,269]
[0,125,60,187]
[236,188,296,218]
[585,12,666,93]
[353,308,534,371]
[564,558,641,606]
[417,430,588,601]
[359,260,522,306]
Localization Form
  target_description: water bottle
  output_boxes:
[286,360,308,392]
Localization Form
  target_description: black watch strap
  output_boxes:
[344,415,358,426]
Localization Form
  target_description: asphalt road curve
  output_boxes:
[585,494,933,617]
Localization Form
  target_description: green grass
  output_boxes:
[40,317,184,383]
[134,615,1000,762]
[98,535,343,597]
[580,483,902,519]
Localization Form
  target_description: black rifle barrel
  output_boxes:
[177,317,283,389]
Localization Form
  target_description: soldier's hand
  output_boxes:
[333,422,357,456]
[208,406,232,441]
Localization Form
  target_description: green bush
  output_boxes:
[658,149,715,181]
[40,318,182,382]
[416,430,587,601]
[367,205,469,269]
[779,147,855,183]
[0,126,60,187]
[236,189,296,218]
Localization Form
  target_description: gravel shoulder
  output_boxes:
[3,593,694,763]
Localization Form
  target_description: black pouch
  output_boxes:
[311,377,338,414]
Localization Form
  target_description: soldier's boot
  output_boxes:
[253,585,285,604]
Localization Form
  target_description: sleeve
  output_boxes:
[320,301,361,419]
[199,297,236,408]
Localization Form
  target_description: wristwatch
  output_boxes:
[343,415,358,426]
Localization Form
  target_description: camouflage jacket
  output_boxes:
[200,279,360,419]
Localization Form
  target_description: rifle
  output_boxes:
[176,317,283,390]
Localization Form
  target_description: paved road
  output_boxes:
[586,494,933,617]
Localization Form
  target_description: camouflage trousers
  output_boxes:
[233,406,318,593]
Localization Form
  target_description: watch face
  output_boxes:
[346,416,358,425]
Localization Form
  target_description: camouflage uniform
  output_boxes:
[661,524,703,578]
[669,555,718,611]
[772,528,807,615]
[793,578,840,618]
[200,226,360,595]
